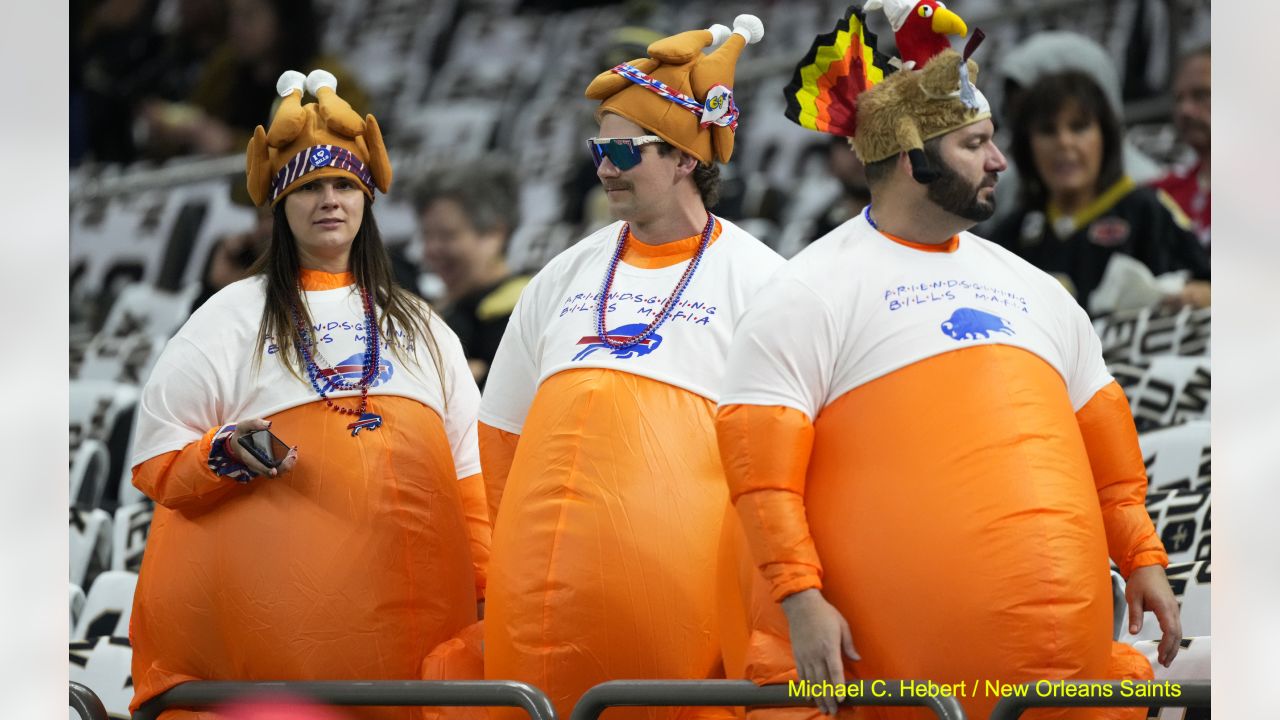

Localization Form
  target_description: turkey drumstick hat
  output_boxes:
[585,13,765,164]
[245,68,392,207]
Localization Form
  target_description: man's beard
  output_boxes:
[923,148,998,222]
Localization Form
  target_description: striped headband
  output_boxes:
[610,63,740,132]
[270,144,376,203]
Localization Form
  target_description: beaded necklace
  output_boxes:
[864,204,879,230]
[594,212,715,351]
[288,284,385,436]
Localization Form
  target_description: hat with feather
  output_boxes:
[783,2,989,183]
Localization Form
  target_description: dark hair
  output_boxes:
[1008,70,1124,209]
[863,155,896,187]
[412,162,521,251]
[251,196,443,388]
[655,144,722,207]
[863,136,944,187]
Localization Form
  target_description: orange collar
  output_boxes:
[299,269,356,290]
[877,229,960,253]
[622,220,723,269]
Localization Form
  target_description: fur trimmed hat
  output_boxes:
[584,14,764,164]
[852,48,990,164]
[783,5,989,183]
[245,69,392,207]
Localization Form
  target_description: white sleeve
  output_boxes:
[437,325,482,479]
[1061,287,1115,411]
[478,283,542,434]
[719,275,840,420]
[130,336,227,467]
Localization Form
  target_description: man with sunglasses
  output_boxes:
[477,15,781,720]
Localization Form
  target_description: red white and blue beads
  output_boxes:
[594,213,715,351]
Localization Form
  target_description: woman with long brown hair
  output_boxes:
[990,69,1210,313]
[126,70,489,719]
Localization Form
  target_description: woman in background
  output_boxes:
[990,70,1209,313]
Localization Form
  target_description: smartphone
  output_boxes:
[237,429,290,469]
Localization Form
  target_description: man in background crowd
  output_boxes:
[1153,46,1211,248]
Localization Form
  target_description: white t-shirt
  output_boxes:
[131,276,480,478]
[719,213,1114,417]
[480,217,784,434]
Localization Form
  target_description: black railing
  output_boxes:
[131,680,556,720]
[70,681,109,720]
[569,680,967,720]
[988,681,1210,720]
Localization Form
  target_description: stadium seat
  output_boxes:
[1140,421,1211,492]
[74,571,138,642]
[70,583,86,634]
[1108,356,1210,432]
[1130,636,1210,720]
[69,635,133,720]
[1109,569,1125,640]
[70,439,111,511]
[111,502,153,574]
[1093,304,1211,365]
[70,379,141,511]
[1145,488,1210,567]
[70,508,113,590]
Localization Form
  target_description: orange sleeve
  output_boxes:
[1076,381,1169,577]
[457,473,491,599]
[478,422,519,525]
[716,403,823,602]
[131,427,240,510]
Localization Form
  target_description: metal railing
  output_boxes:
[989,681,1210,720]
[131,680,556,720]
[70,681,109,720]
[569,680,967,720]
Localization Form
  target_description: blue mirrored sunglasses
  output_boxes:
[587,135,666,171]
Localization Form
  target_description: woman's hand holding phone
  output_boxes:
[229,418,298,478]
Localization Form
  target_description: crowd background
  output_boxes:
[47,0,1248,718]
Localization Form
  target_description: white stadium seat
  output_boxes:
[70,508,113,590]
[69,635,133,720]
[74,571,138,642]
[1140,421,1211,492]
[111,503,153,574]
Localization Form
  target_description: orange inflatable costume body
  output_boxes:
[128,269,489,720]
[716,219,1168,720]
[479,218,783,720]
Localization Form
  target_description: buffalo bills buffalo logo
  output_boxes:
[316,352,393,392]
[572,323,664,361]
[940,308,1014,341]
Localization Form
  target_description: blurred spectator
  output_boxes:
[1152,46,1211,249]
[190,192,271,312]
[983,31,1164,235]
[811,135,871,240]
[74,0,167,164]
[414,164,530,388]
[989,70,1210,313]
[137,0,230,103]
[139,0,369,158]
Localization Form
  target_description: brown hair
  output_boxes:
[656,143,722,207]
[1008,71,1124,209]
[251,198,444,391]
